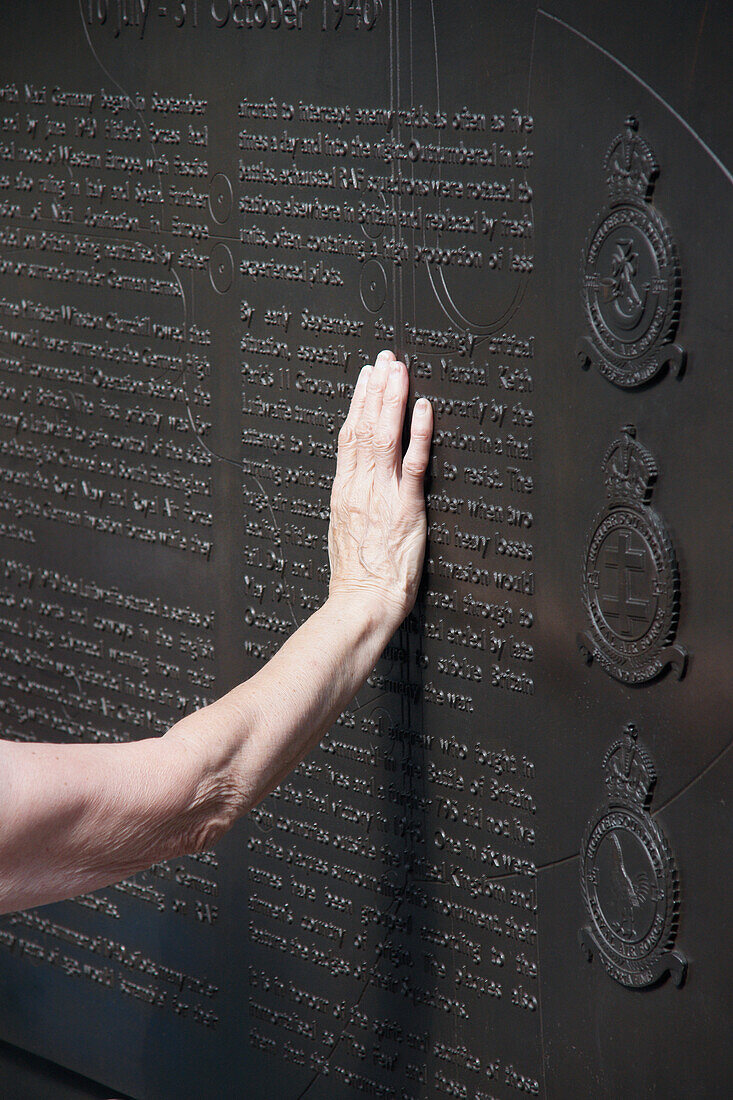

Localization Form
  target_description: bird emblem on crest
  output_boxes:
[579,724,686,989]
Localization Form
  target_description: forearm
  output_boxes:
[0,734,208,913]
[0,352,430,915]
[174,591,394,815]
[0,594,391,915]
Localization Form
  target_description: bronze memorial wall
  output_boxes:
[0,2,730,1097]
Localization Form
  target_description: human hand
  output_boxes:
[328,350,433,625]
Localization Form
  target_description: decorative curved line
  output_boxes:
[421,0,531,338]
[653,737,733,816]
[428,260,531,338]
[538,8,733,187]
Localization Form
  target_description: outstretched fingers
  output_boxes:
[400,398,433,508]
[356,350,393,468]
[335,363,371,480]
[373,360,408,479]
[336,352,432,512]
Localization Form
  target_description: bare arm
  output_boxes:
[0,352,432,914]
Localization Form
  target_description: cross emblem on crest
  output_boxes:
[579,428,687,683]
[600,531,653,637]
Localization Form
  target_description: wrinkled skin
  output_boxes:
[0,350,433,914]
[329,349,433,622]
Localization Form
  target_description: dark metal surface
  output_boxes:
[0,1038,131,1100]
[0,2,730,1097]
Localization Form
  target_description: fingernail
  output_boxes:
[359,364,372,383]
[415,398,431,417]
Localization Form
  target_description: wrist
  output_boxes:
[324,586,400,649]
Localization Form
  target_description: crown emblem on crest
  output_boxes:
[604,116,659,201]
[602,425,657,504]
[602,723,656,808]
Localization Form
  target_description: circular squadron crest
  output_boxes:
[577,118,685,387]
[578,426,687,684]
[579,725,686,989]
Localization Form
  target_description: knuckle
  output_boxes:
[402,458,425,479]
[355,420,373,443]
[382,387,403,408]
[410,424,432,441]
[372,428,395,454]
[338,422,355,447]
